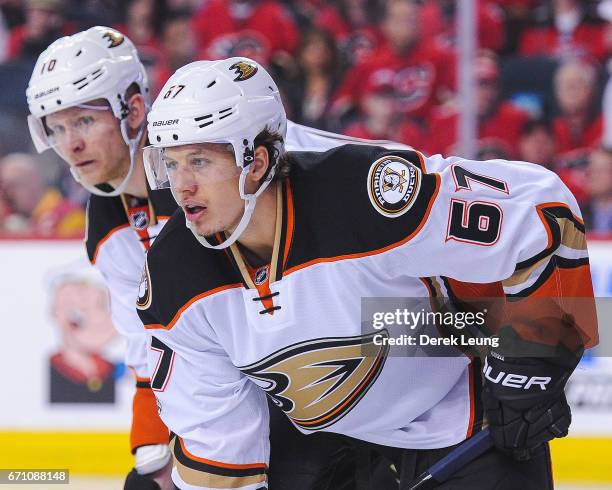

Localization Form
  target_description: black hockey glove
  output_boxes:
[124,468,161,490]
[482,329,582,460]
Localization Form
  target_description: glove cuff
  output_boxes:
[135,444,171,475]
[493,326,583,370]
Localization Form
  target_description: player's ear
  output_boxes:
[247,145,270,185]
[125,93,146,137]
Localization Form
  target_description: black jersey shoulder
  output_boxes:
[85,194,129,262]
[137,209,242,328]
[85,189,178,263]
[149,188,178,217]
[285,144,438,269]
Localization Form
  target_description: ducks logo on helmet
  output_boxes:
[229,60,258,82]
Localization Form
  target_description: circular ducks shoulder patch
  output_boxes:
[367,156,421,218]
[136,260,152,310]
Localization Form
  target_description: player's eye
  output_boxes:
[164,159,178,171]
[76,115,95,128]
[47,124,65,136]
[190,158,210,169]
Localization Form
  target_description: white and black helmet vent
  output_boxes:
[194,106,234,129]
[194,114,213,128]
[73,67,104,91]
[218,107,233,120]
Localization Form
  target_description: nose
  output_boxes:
[172,165,197,195]
[65,127,85,155]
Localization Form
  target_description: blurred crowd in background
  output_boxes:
[0,0,611,237]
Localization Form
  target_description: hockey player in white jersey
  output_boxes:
[138,58,598,489]
[27,26,177,489]
[26,28,406,490]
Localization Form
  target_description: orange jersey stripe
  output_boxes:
[91,223,130,264]
[506,264,597,349]
[144,282,243,330]
[465,362,475,439]
[131,384,169,451]
[282,180,295,269]
[178,437,267,470]
[445,278,504,298]
[527,264,593,298]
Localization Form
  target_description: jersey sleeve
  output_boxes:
[398,153,598,350]
[92,236,150,375]
[91,248,170,451]
[137,256,270,490]
[85,199,170,451]
[285,121,414,152]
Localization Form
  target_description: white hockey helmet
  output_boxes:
[26,26,150,196]
[144,57,287,249]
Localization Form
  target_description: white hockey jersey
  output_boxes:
[85,121,411,377]
[84,122,410,450]
[137,145,597,489]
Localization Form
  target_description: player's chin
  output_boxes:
[194,221,224,238]
[79,173,105,188]
[77,167,110,187]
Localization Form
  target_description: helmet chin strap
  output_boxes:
[70,118,145,197]
[187,195,257,250]
[185,166,275,250]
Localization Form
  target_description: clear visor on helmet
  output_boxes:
[28,105,115,160]
[143,142,240,191]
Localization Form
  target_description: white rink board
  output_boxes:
[567,240,612,435]
[0,239,610,434]
[0,240,132,430]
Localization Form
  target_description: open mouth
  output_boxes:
[184,204,207,221]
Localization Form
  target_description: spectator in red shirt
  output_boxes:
[584,147,612,233]
[332,0,455,126]
[315,0,384,66]
[553,58,603,165]
[153,9,197,95]
[394,118,427,149]
[420,0,506,53]
[6,0,72,60]
[114,0,164,63]
[344,73,407,141]
[548,59,603,205]
[518,119,558,169]
[0,153,84,237]
[519,0,608,62]
[427,51,529,157]
[192,0,299,67]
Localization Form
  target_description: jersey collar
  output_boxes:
[226,179,295,289]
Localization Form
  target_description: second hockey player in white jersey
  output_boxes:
[138,58,598,489]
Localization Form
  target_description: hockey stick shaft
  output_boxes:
[406,428,493,489]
